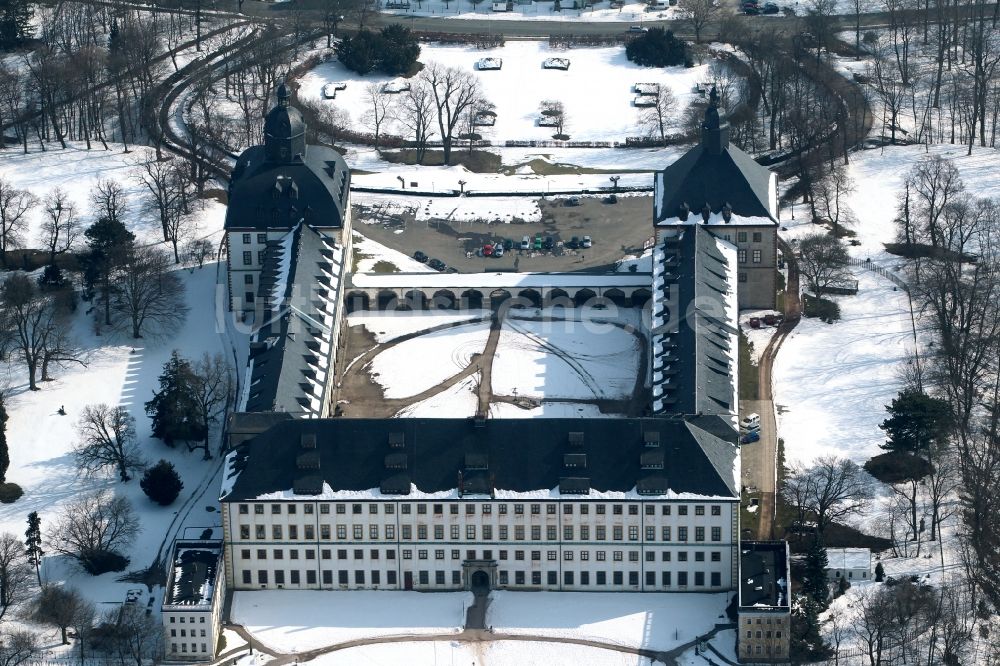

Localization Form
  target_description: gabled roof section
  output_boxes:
[654,144,778,225]
[219,417,740,502]
[651,227,739,421]
[239,224,345,416]
[225,143,350,231]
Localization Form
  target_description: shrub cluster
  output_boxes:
[336,26,421,76]
[625,28,690,68]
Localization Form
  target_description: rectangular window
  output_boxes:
[435,525,445,540]
[695,551,705,562]
[320,525,330,540]
[337,525,347,539]
[401,526,411,540]
[712,527,721,542]
[628,526,639,541]
[435,571,445,585]
[242,251,253,266]
[597,571,607,585]
[662,571,671,586]
[435,549,444,560]
[515,571,525,585]
[752,249,762,264]
[531,504,540,515]
[737,232,748,243]
[451,525,459,540]
[547,571,557,586]
[711,505,721,516]
[289,526,298,540]
[323,570,332,585]
[596,526,606,540]
[564,526,573,541]
[738,249,747,263]
[711,572,721,586]
[564,571,574,585]
[320,504,330,514]
[255,526,265,539]
[678,527,688,542]
[678,572,688,586]
[369,525,378,539]
[242,233,251,244]
[290,570,300,584]
[695,506,705,516]
[580,526,590,540]
[646,527,655,541]
[515,526,524,541]
[483,525,493,540]
[388,571,397,585]
[532,526,542,540]
[353,526,363,539]
[695,572,705,586]
[711,551,721,562]
[257,250,265,264]
[613,526,623,541]
[467,525,476,540]
[613,572,623,585]
[695,527,705,542]
[243,274,254,285]
[242,570,251,584]
[240,526,250,539]
[596,504,606,515]
[739,272,748,283]
[482,504,492,515]
[752,232,762,243]
[257,233,267,244]
[514,504,524,515]
[386,525,395,539]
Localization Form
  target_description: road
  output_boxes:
[740,238,801,540]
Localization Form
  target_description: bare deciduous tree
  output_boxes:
[680,0,717,43]
[398,80,436,165]
[784,455,873,534]
[796,233,852,298]
[31,585,89,644]
[422,63,486,166]
[112,245,188,339]
[638,88,677,146]
[0,629,38,666]
[48,490,140,573]
[362,82,393,151]
[814,164,856,236]
[73,404,143,482]
[38,187,80,266]
[0,180,37,268]
[189,353,233,460]
[0,533,31,622]
[89,179,128,226]
[106,603,163,666]
[0,273,76,390]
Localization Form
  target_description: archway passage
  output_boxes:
[490,289,511,310]
[574,288,597,307]
[376,290,397,310]
[630,288,652,308]
[461,289,484,310]
[432,290,456,310]
[471,570,490,594]
[345,291,370,313]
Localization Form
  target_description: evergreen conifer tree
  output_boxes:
[82,217,134,327]
[140,460,184,506]
[0,0,33,50]
[25,511,42,585]
[802,536,830,607]
[875,561,885,582]
[145,352,205,446]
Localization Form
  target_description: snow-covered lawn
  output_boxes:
[299,41,712,143]
[349,310,491,343]
[367,321,492,398]
[0,143,226,248]
[492,315,642,400]
[352,231,436,273]
[395,374,481,417]
[231,590,472,652]
[1,263,233,612]
[486,591,730,651]
[304,639,655,665]
[772,270,914,465]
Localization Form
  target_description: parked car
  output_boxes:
[428,258,446,271]
[604,194,618,204]
[521,236,531,250]
[628,25,649,32]
[543,236,555,250]
[503,238,514,251]
[493,244,505,258]
[445,266,458,273]
[565,196,581,206]
[567,236,579,249]
[740,413,761,432]
[534,235,543,250]
[483,243,494,257]
[740,431,761,445]
[413,251,428,263]
[762,2,779,12]
[582,235,592,248]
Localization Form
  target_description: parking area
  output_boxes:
[353,194,654,273]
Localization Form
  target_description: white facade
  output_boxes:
[221,497,739,593]
[161,541,225,661]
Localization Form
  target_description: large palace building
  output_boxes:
[197,84,789,663]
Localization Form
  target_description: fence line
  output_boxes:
[848,257,910,293]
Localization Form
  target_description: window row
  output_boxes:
[239,233,268,245]
[169,628,208,638]
[236,502,725,518]
[745,644,784,657]
[171,643,210,654]
[239,568,723,588]
[236,524,725,543]
[238,547,724,564]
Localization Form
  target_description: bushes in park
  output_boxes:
[336,26,421,77]
[626,28,691,68]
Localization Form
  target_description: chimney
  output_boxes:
[701,203,711,223]
[722,202,733,223]
[677,202,690,221]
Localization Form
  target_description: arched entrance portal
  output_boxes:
[471,570,490,593]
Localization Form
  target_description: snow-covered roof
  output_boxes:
[163,541,222,610]
[825,547,872,571]
[241,224,345,416]
[220,416,739,502]
[348,272,650,290]
[650,227,739,422]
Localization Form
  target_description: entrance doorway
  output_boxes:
[471,569,490,594]
[404,571,413,590]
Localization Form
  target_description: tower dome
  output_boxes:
[264,83,307,163]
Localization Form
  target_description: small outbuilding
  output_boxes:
[825,547,872,581]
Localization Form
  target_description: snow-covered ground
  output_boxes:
[231,590,472,651]
[492,315,642,400]
[772,143,1000,466]
[349,310,491,343]
[0,143,226,248]
[299,41,713,144]
[352,231,437,273]
[303,639,655,665]
[367,320,492,398]
[1,262,235,617]
[395,374,481,417]
[489,401,619,418]
[380,0,678,22]
[487,591,730,651]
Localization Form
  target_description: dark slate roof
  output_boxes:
[653,141,777,224]
[240,224,344,416]
[164,541,221,608]
[224,143,350,231]
[220,416,739,502]
[651,227,738,418]
[739,541,790,610]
